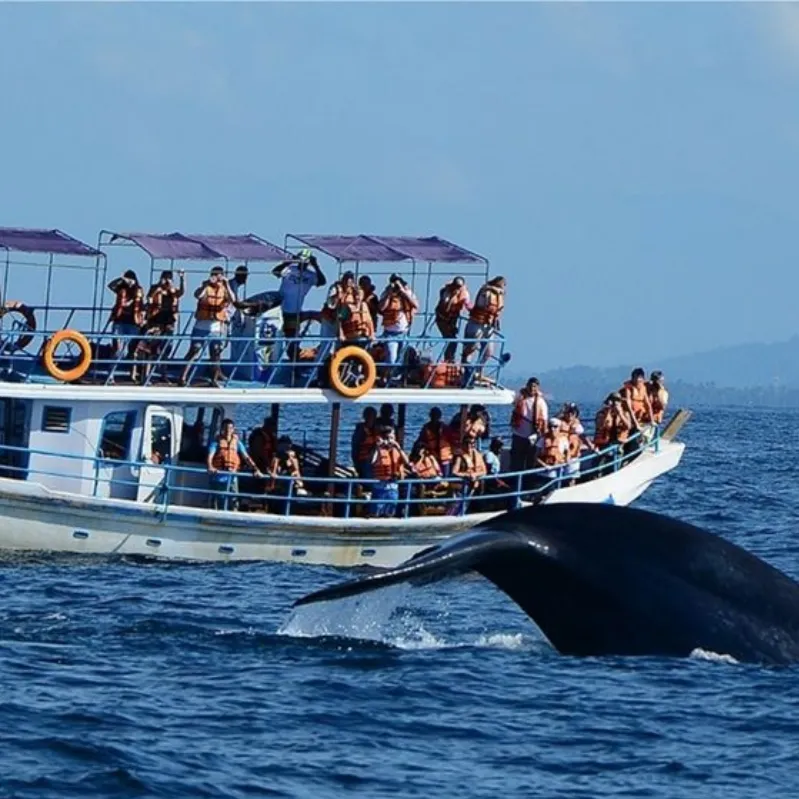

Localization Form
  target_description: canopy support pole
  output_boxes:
[397,404,406,449]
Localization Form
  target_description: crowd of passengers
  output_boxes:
[104,250,505,386]
[199,368,669,517]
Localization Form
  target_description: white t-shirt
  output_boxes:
[535,435,569,459]
[512,393,549,439]
[279,264,318,314]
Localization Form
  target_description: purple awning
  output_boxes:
[107,232,290,262]
[290,234,486,264]
[0,227,100,257]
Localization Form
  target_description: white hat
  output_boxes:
[549,418,561,429]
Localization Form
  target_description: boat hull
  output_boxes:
[0,440,684,568]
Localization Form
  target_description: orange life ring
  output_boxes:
[0,301,36,351]
[329,345,377,399]
[42,329,92,382]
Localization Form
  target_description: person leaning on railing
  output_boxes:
[534,418,569,485]
[451,435,487,513]
[206,418,263,511]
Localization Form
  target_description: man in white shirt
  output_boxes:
[509,377,549,473]
[271,249,326,359]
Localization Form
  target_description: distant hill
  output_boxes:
[503,335,799,408]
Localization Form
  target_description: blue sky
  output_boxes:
[1,2,798,372]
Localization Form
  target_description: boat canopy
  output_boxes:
[101,231,291,262]
[286,234,488,265]
[0,227,100,257]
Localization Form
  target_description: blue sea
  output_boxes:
[2,406,799,798]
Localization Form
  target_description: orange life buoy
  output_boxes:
[42,329,92,382]
[1,301,36,351]
[329,345,376,399]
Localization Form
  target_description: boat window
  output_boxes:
[150,415,173,465]
[41,406,72,434]
[97,410,137,461]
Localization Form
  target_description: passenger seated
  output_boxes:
[369,424,412,518]
[419,407,454,477]
[435,277,471,363]
[269,435,309,500]
[206,419,263,511]
[647,371,669,424]
[107,270,144,370]
[535,418,569,485]
[351,407,378,481]
[133,269,185,384]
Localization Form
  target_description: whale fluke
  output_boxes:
[294,504,799,665]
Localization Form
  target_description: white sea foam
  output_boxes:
[689,647,740,665]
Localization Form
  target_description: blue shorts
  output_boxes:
[112,322,139,339]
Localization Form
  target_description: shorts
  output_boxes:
[191,319,227,347]
[112,322,140,339]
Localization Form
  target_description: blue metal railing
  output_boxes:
[0,429,658,520]
[0,305,508,391]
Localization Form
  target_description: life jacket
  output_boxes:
[464,415,486,441]
[435,285,469,325]
[622,380,650,422]
[561,420,583,459]
[469,284,504,326]
[594,408,630,447]
[539,433,567,466]
[212,434,241,472]
[147,285,180,325]
[457,449,487,479]
[196,282,229,322]
[341,298,373,340]
[354,423,377,463]
[510,393,544,434]
[381,293,414,328]
[647,383,669,424]
[420,421,453,464]
[373,446,404,481]
[414,454,441,480]
[112,284,143,325]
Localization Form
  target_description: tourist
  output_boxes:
[435,276,471,362]
[535,418,569,484]
[351,406,378,479]
[647,371,669,424]
[461,276,505,375]
[419,407,454,477]
[107,269,144,366]
[206,418,263,510]
[378,274,418,378]
[248,416,278,475]
[370,425,411,518]
[509,377,548,473]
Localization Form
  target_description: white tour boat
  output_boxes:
[0,227,688,567]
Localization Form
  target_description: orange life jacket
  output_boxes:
[147,285,180,325]
[539,433,567,466]
[341,298,374,340]
[112,284,144,325]
[622,381,650,422]
[594,408,630,447]
[469,284,504,326]
[212,434,241,472]
[414,454,441,480]
[456,449,487,479]
[355,423,377,464]
[196,282,229,322]
[435,285,469,324]
[561,422,583,459]
[373,446,404,481]
[420,421,453,464]
[648,383,668,423]
[381,293,414,328]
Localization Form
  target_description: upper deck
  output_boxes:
[0,227,514,405]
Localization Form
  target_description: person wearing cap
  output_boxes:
[647,371,669,424]
[107,269,145,367]
[509,377,548,473]
[181,265,237,387]
[271,249,327,359]
[535,418,569,484]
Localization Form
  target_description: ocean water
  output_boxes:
[2,406,799,798]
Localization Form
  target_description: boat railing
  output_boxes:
[0,430,658,520]
[0,309,509,389]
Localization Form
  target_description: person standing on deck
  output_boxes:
[358,275,380,326]
[461,276,505,378]
[370,425,412,518]
[419,407,454,477]
[351,406,378,480]
[435,277,471,363]
[206,419,263,510]
[107,270,145,368]
[647,371,669,424]
[272,249,326,360]
[180,266,236,387]
[509,377,548,474]
[378,274,418,382]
